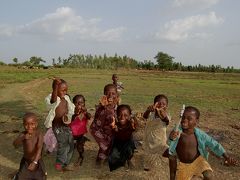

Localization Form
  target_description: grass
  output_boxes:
[0,66,240,179]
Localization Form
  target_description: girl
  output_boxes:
[90,84,119,166]
[69,94,91,166]
[143,94,171,171]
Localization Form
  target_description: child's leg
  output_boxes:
[53,127,74,168]
[169,155,177,180]
[202,170,213,180]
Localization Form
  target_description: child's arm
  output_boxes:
[13,133,25,147]
[28,132,44,171]
[204,132,237,165]
[50,79,61,104]
[222,153,238,166]
[143,104,155,119]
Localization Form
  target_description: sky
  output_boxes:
[0,0,240,68]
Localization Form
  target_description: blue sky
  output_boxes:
[0,0,239,68]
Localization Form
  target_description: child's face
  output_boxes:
[181,110,198,130]
[23,117,38,134]
[105,87,117,104]
[74,97,85,112]
[57,83,68,98]
[112,75,118,82]
[155,98,168,111]
[118,108,131,125]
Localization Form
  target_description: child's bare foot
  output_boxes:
[63,164,75,171]
[95,159,104,168]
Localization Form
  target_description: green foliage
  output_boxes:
[154,51,174,70]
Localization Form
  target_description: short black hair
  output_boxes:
[117,104,132,117]
[184,106,200,119]
[154,94,168,104]
[72,94,85,104]
[52,78,66,89]
[23,112,37,122]
[112,74,117,78]
[104,84,117,95]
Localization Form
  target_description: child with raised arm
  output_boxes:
[168,106,237,180]
[44,78,75,171]
[69,94,91,166]
[90,84,118,166]
[108,104,137,171]
[143,94,171,171]
[13,112,47,180]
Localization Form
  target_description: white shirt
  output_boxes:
[44,94,75,128]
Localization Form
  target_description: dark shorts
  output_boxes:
[15,158,47,180]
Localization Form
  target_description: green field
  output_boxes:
[0,66,239,179]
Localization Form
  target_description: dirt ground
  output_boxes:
[0,78,239,180]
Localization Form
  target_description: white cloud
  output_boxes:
[0,7,126,42]
[156,12,223,42]
[173,0,219,8]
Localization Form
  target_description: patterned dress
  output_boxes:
[90,105,116,160]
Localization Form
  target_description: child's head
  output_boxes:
[117,104,132,126]
[23,112,38,134]
[73,94,86,113]
[104,84,118,104]
[112,74,118,83]
[181,106,200,130]
[52,79,68,99]
[154,94,168,111]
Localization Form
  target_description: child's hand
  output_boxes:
[99,95,108,106]
[24,133,33,140]
[169,130,179,141]
[157,108,168,119]
[52,78,61,90]
[28,162,37,171]
[147,105,155,112]
[224,156,238,166]
[111,117,116,129]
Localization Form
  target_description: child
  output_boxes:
[90,84,118,166]
[69,94,91,166]
[112,74,124,94]
[13,112,47,180]
[44,78,75,171]
[108,104,137,171]
[143,94,171,171]
[168,106,237,180]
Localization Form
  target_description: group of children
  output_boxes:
[12,74,237,180]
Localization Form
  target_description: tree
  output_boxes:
[12,57,18,64]
[29,56,46,66]
[154,52,174,70]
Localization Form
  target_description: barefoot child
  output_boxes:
[112,74,124,94]
[69,94,91,166]
[108,104,137,171]
[44,78,75,171]
[143,94,171,171]
[168,106,237,180]
[90,84,118,166]
[13,112,47,180]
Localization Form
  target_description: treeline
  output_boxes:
[1,52,239,73]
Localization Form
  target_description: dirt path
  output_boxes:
[0,78,239,180]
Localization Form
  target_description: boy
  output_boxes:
[13,112,47,180]
[45,78,75,171]
[108,104,137,171]
[168,106,236,180]
[112,74,124,94]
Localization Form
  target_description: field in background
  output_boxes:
[0,66,239,179]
